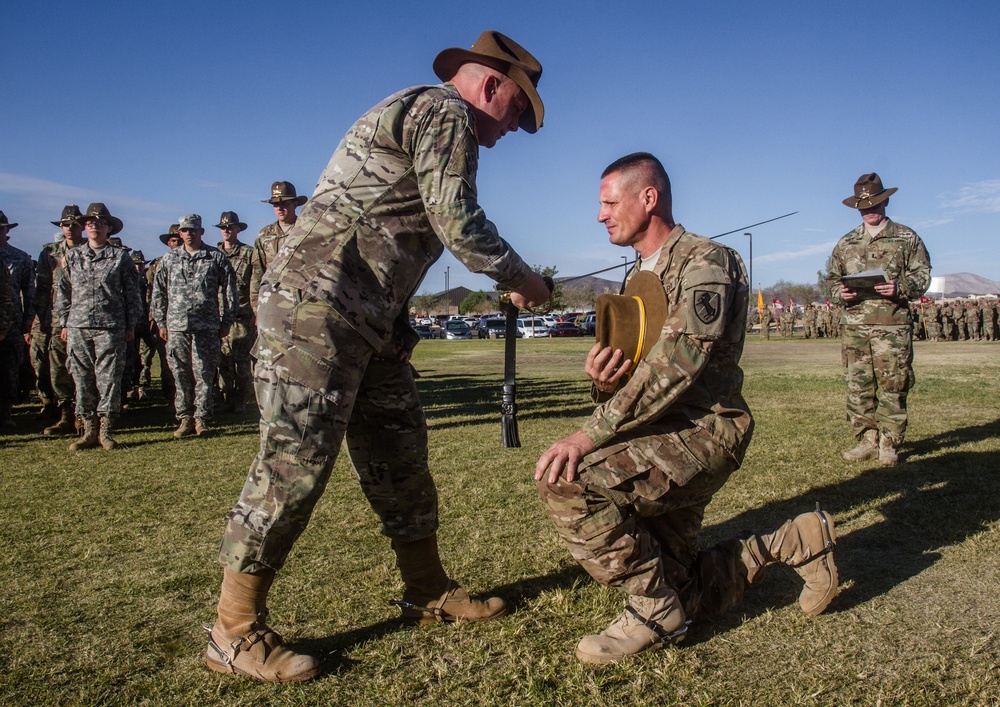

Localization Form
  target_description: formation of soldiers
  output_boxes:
[914,298,998,341]
[757,304,844,339]
[0,181,307,441]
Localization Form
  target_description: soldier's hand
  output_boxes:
[159,327,169,341]
[874,280,897,297]
[535,430,596,484]
[585,342,633,393]
[840,286,858,302]
[510,272,551,310]
[60,328,68,343]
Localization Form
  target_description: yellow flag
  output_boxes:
[757,287,764,313]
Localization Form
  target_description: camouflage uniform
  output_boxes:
[151,244,238,421]
[759,306,773,339]
[55,243,141,417]
[980,301,996,341]
[249,222,291,314]
[954,302,968,340]
[33,239,79,409]
[0,243,34,417]
[220,82,534,573]
[218,240,256,410]
[825,218,931,448]
[144,257,174,400]
[940,301,954,340]
[538,226,756,618]
[803,305,818,338]
[967,302,981,340]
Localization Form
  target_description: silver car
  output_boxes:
[442,320,473,340]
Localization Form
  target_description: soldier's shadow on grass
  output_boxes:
[695,418,1000,634]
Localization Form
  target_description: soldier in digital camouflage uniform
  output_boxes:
[248,182,305,315]
[151,215,237,438]
[55,204,141,450]
[207,31,552,683]
[0,211,35,428]
[144,226,180,403]
[826,173,931,466]
[214,212,256,414]
[34,206,86,435]
[535,153,837,664]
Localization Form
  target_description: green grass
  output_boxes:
[2,337,999,705]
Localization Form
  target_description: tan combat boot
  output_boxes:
[741,507,838,616]
[174,417,196,438]
[69,416,100,451]
[195,418,212,437]
[205,569,319,683]
[878,434,899,466]
[843,429,878,462]
[99,415,117,450]
[43,404,77,436]
[575,590,688,665]
[391,534,507,624]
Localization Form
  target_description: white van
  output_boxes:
[515,318,549,338]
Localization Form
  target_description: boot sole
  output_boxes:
[206,653,320,683]
[575,640,665,665]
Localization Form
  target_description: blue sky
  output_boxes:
[4,1,999,295]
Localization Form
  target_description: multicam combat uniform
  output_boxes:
[218,239,256,411]
[151,244,238,422]
[825,218,931,449]
[55,243,141,418]
[33,239,79,412]
[220,82,534,574]
[981,300,996,341]
[759,306,773,339]
[249,222,291,314]
[538,226,757,618]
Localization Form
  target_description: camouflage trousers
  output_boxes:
[841,324,913,446]
[219,286,436,574]
[47,327,74,406]
[29,325,55,406]
[537,424,752,620]
[145,328,175,401]
[218,315,256,407]
[66,327,126,417]
[166,330,221,420]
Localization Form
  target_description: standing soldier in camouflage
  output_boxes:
[535,153,837,665]
[0,211,35,428]
[826,173,931,466]
[214,212,256,414]
[128,250,153,402]
[803,304,818,338]
[967,301,981,341]
[152,215,238,438]
[55,204,141,450]
[954,300,968,340]
[248,182,305,315]
[759,304,773,339]
[145,226,180,403]
[208,31,551,683]
[981,299,996,342]
[35,206,86,435]
[940,300,954,341]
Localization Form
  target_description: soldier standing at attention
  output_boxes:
[248,181,305,315]
[145,225,180,403]
[214,211,256,414]
[535,153,837,664]
[0,211,35,429]
[151,215,238,438]
[55,204,141,450]
[36,206,86,435]
[759,304,773,339]
[826,173,931,466]
[207,31,550,682]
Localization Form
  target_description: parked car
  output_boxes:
[477,317,508,339]
[515,318,549,338]
[548,322,583,337]
[578,312,597,335]
[413,324,436,340]
[441,320,473,340]
[416,317,433,326]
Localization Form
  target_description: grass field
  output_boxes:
[2,337,999,705]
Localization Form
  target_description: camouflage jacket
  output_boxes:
[267,83,533,349]
[34,239,82,331]
[582,225,754,469]
[825,219,931,327]
[0,254,12,338]
[56,244,141,330]
[249,221,292,314]
[218,240,256,319]
[1,244,35,334]
[152,243,238,332]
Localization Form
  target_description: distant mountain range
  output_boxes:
[930,272,1000,297]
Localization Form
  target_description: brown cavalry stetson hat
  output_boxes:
[214,211,248,232]
[262,181,307,206]
[159,223,180,245]
[843,172,897,209]
[595,271,668,377]
[0,211,18,229]
[77,203,124,236]
[51,204,83,227]
[433,30,544,134]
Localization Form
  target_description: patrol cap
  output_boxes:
[178,214,203,230]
